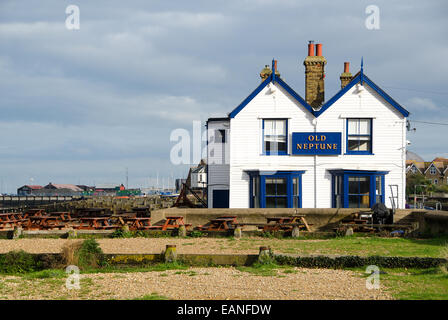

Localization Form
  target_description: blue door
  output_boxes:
[213,190,229,208]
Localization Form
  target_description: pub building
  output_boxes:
[206,42,409,209]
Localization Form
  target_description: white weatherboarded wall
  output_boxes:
[229,81,406,209]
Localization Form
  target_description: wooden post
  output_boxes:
[164,245,177,263]
[258,246,273,264]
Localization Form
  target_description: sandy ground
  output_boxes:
[0,267,392,300]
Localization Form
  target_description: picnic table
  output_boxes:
[197,216,238,231]
[148,216,191,231]
[0,213,28,229]
[122,217,151,230]
[47,212,72,221]
[23,209,46,218]
[260,215,311,232]
[74,217,117,230]
[26,216,66,230]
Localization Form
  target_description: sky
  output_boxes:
[0,0,447,193]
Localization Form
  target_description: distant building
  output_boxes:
[17,185,43,196]
[32,183,84,196]
[188,160,207,189]
[406,157,448,186]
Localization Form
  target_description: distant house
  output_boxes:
[406,157,448,186]
[17,185,43,196]
[31,183,84,196]
[189,160,207,189]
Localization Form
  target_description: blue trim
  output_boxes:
[229,75,272,118]
[345,118,373,155]
[228,63,409,120]
[315,73,409,118]
[329,169,388,208]
[262,118,289,155]
[228,74,314,118]
[247,170,305,208]
[275,77,314,114]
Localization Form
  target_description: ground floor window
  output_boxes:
[248,171,305,208]
[330,170,387,208]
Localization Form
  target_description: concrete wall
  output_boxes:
[412,210,448,235]
[152,207,380,231]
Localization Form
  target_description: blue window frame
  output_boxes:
[346,118,372,155]
[262,119,288,155]
[248,171,304,208]
[330,170,387,208]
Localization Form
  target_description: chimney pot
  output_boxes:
[316,43,322,56]
[308,42,315,56]
[344,62,350,73]
[274,60,278,71]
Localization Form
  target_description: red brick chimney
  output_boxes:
[340,62,352,89]
[304,41,326,108]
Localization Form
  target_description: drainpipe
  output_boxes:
[312,118,318,208]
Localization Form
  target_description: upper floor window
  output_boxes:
[263,119,287,155]
[214,129,226,143]
[346,118,372,154]
[429,166,437,175]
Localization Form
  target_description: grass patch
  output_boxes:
[368,267,448,300]
[23,269,66,279]
[0,250,39,274]
[237,262,295,277]
[134,293,170,300]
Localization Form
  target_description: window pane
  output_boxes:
[348,177,358,194]
[264,120,274,135]
[359,119,370,134]
[348,119,358,134]
[266,197,276,208]
[274,120,286,135]
[276,178,287,195]
[348,195,359,208]
[276,197,287,208]
[265,178,276,196]
[348,138,360,151]
[359,177,370,194]
[376,176,382,196]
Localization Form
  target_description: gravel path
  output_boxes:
[0,267,392,300]
[0,238,263,254]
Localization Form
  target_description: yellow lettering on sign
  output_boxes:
[321,135,326,142]
[297,144,302,149]
[320,143,325,149]
[304,144,308,149]
[333,144,337,150]
[326,143,332,150]
[308,135,314,141]
[309,143,314,149]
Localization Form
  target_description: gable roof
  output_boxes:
[424,162,442,174]
[18,185,43,190]
[228,65,409,119]
[406,163,422,174]
[44,183,83,192]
